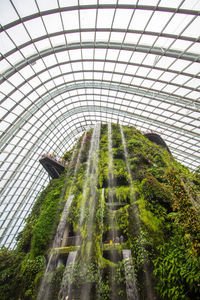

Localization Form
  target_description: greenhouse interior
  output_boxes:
[0,1,200,299]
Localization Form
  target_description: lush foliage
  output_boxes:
[0,124,199,299]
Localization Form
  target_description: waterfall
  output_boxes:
[57,123,101,300]
[79,123,101,225]
[58,251,78,300]
[122,249,139,300]
[100,188,105,248]
[36,195,74,300]
[37,132,87,300]
[108,123,115,240]
[120,125,155,300]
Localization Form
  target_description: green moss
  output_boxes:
[1,123,200,300]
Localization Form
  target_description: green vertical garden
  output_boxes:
[0,124,199,300]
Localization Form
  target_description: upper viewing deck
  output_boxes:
[39,154,66,179]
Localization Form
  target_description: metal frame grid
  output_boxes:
[0,0,200,248]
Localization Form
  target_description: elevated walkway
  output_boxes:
[51,243,126,255]
[39,154,65,179]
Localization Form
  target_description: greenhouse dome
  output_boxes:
[0,0,200,250]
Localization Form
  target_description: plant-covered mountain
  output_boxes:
[0,123,200,300]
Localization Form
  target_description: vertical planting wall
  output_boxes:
[0,124,200,300]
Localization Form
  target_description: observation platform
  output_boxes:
[39,154,65,179]
[144,132,171,154]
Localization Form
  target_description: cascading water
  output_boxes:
[122,249,139,300]
[58,251,78,300]
[79,123,101,225]
[107,123,116,240]
[58,123,101,300]
[120,125,155,300]
[79,123,101,300]
[37,132,88,300]
[36,194,75,300]
[107,123,119,298]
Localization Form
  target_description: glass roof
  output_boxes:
[0,0,200,248]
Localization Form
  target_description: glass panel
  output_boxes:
[0,1,18,25]
[7,24,30,46]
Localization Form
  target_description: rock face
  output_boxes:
[1,123,200,300]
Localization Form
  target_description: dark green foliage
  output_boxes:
[0,123,200,300]
[30,174,67,258]
[20,255,46,299]
[153,229,200,300]
[0,248,23,300]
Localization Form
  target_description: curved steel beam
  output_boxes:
[1,41,199,85]
[1,102,199,201]
[1,4,199,32]
[1,28,199,61]
[1,81,199,153]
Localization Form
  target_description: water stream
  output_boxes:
[58,251,78,300]
[122,249,139,300]
[57,124,101,300]
[120,125,155,300]
[37,132,88,300]
[79,123,101,300]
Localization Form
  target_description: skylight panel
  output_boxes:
[94,49,107,60]
[113,9,133,29]
[154,37,175,49]
[142,79,155,88]
[0,59,12,74]
[82,48,94,59]
[36,0,58,11]
[7,23,31,47]
[7,51,24,66]
[146,11,172,33]
[19,82,32,95]
[189,43,200,54]
[156,56,176,68]
[163,14,193,36]
[0,1,18,25]
[106,49,120,61]
[19,65,35,78]
[34,39,51,53]
[124,33,141,44]
[131,77,143,86]
[182,17,200,38]
[43,14,63,34]
[62,11,79,30]
[110,32,126,43]
[25,17,46,39]
[80,9,96,28]
[172,40,192,53]
[19,44,36,60]
[181,0,200,10]
[0,32,15,55]
[140,35,157,46]
[44,81,56,90]
[1,81,14,94]
[59,0,78,6]
[97,9,115,28]
[185,62,200,77]
[81,31,95,41]
[187,91,200,100]
[94,31,109,42]
[129,10,152,31]
[130,52,146,64]
[54,77,65,86]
